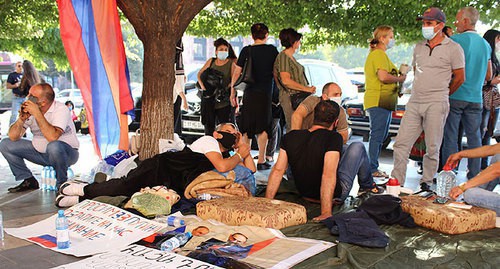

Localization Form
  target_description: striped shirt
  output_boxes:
[274,51,308,95]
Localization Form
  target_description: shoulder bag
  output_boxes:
[234,46,254,87]
[197,58,224,99]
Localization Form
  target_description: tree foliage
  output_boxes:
[188,0,499,48]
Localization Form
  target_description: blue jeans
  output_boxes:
[9,96,25,126]
[367,107,392,173]
[463,187,500,216]
[480,108,499,169]
[0,138,79,188]
[442,100,482,179]
[215,165,256,195]
[338,142,375,200]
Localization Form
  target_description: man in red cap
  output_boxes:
[391,7,465,190]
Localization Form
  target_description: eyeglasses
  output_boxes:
[16,65,22,68]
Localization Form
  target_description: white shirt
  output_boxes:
[24,101,80,153]
[189,136,221,155]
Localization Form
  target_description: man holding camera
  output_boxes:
[0,83,79,192]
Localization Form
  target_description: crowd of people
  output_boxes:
[2,6,498,219]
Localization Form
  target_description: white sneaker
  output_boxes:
[55,195,79,208]
[59,181,87,196]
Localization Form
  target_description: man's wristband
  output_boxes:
[235,152,243,161]
[458,182,467,192]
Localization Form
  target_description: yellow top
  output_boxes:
[364,49,398,111]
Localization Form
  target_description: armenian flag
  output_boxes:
[57,0,134,158]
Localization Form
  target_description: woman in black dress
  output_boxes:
[231,23,278,170]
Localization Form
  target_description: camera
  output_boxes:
[27,96,38,104]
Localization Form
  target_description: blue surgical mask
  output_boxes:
[387,39,395,49]
[217,51,228,60]
[422,26,438,40]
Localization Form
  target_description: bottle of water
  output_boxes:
[0,210,4,241]
[435,164,456,204]
[67,167,74,180]
[50,167,57,191]
[160,232,192,252]
[167,216,185,227]
[56,210,70,249]
[197,193,221,201]
[41,166,48,191]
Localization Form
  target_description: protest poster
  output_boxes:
[53,244,221,269]
[5,200,167,257]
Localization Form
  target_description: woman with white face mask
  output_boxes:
[364,25,406,179]
[198,38,237,135]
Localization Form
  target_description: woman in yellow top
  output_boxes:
[364,25,406,178]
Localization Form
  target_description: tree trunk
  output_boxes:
[117,0,211,159]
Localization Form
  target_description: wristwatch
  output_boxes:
[458,182,467,192]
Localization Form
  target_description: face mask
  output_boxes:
[217,131,237,149]
[386,39,395,49]
[329,97,342,106]
[217,51,228,60]
[422,26,438,40]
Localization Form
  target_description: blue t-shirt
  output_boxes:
[450,32,491,103]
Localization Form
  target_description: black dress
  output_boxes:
[237,44,279,137]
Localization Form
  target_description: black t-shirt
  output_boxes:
[237,44,278,94]
[7,72,23,96]
[281,129,343,200]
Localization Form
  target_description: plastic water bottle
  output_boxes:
[49,167,57,191]
[160,232,192,252]
[435,164,456,204]
[67,168,74,180]
[0,210,4,241]
[386,178,401,197]
[41,166,48,191]
[167,216,185,227]
[197,193,221,201]
[56,210,70,249]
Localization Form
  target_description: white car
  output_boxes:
[55,89,84,108]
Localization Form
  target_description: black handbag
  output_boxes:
[234,46,254,86]
[290,92,311,110]
[198,58,224,99]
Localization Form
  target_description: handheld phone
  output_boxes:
[27,96,38,103]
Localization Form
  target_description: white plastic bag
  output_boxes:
[112,155,139,178]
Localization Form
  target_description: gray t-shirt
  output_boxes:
[410,37,465,103]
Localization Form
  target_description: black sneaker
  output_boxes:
[8,177,39,193]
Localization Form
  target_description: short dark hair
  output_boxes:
[251,23,269,40]
[279,28,302,48]
[313,100,340,128]
[35,83,55,102]
[213,37,237,59]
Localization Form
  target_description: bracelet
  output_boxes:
[235,152,243,161]
[458,182,467,192]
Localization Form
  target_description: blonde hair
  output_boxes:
[369,25,393,50]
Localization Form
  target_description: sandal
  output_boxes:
[372,170,389,178]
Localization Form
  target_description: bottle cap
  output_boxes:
[58,210,65,216]
[185,232,192,238]
[387,178,400,186]
[443,164,452,171]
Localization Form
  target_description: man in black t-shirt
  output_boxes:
[6,61,24,125]
[266,101,381,221]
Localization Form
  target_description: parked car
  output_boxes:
[298,59,358,103]
[55,88,84,108]
[180,59,359,141]
[346,68,365,92]
[344,72,413,148]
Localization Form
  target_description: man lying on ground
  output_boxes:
[56,123,256,207]
[266,100,382,221]
[447,143,500,215]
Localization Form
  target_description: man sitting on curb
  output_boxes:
[266,101,382,221]
[447,143,500,215]
[0,83,79,192]
[56,123,256,207]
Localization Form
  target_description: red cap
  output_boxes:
[387,178,400,186]
[442,164,452,171]
[417,7,446,23]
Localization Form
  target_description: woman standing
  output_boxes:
[274,28,316,131]
[198,38,237,134]
[231,23,278,170]
[364,25,406,178]
[480,29,500,169]
[19,60,43,99]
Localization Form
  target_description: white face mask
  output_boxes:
[386,39,396,49]
[217,51,228,60]
[329,97,342,106]
[422,26,438,40]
